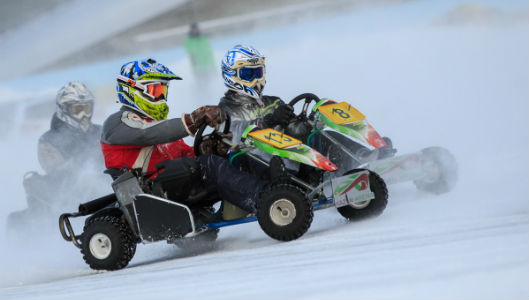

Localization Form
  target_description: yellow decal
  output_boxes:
[248,128,301,149]
[318,101,365,125]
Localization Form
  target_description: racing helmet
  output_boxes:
[221,45,266,99]
[117,58,181,120]
[56,82,95,132]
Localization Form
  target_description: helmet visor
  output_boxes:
[238,66,264,82]
[145,83,168,101]
[67,102,93,119]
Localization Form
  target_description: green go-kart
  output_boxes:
[285,93,458,195]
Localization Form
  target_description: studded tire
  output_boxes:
[257,183,313,242]
[81,215,136,271]
[337,169,388,221]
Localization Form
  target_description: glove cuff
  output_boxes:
[182,113,196,137]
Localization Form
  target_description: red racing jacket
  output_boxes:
[100,107,195,174]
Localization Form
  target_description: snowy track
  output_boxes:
[1,191,527,299]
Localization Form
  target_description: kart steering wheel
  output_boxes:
[288,93,320,120]
[193,114,231,157]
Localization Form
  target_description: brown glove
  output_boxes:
[183,105,227,136]
[197,132,233,157]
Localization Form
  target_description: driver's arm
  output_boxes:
[259,97,295,129]
[102,111,190,145]
[102,106,226,146]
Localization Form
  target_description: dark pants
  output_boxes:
[196,154,267,213]
[153,154,266,213]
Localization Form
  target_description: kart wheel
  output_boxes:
[173,229,219,253]
[257,183,313,241]
[413,147,458,194]
[81,215,136,271]
[337,169,388,221]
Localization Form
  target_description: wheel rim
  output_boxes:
[269,199,297,226]
[421,159,441,183]
[349,199,371,209]
[89,233,112,260]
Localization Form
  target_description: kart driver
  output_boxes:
[100,58,267,214]
[218,44,397,171]
[8,82,104,229]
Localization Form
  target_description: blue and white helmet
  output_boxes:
[221,45,266,99]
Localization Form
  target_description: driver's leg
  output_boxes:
[197,154,267,213]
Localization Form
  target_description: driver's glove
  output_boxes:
[183,105,227,136]
[197,132,233,157]
[263,102,295,128]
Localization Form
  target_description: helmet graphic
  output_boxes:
[56,82,95,132]
[221,45,266,99]
[116,58,181,120]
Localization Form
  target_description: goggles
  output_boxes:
[238,66,264,82]
[117,75,168,101]
[144,82,168,101]
[67,102,93,119]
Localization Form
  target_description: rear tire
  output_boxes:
[337,169,388,221]
[257,183,313,241]
[413,147,458,194]
[81,215,136,271]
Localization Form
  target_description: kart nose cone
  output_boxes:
[324,160,338,171]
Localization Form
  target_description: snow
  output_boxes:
[0,0,528,299]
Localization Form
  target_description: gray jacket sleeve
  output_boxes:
[101,110,190,145]
[38,140,66,174]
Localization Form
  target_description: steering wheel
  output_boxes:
[193,114,231,157]
[288,93,320,120]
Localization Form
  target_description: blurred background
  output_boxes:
[0,0,527,134]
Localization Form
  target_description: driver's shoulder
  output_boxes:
[261,95,283,105]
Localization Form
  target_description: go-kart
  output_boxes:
[6,168,108,239]
[59,115,389,271]
[285,93,458,194]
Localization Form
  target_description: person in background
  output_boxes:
[184,22,216,77]
[7,82,104,232]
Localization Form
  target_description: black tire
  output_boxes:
[173,229,219,253]
[81,215,136,271]
[257,183,313,241]
[413,147,458,194]
[337,169,388,221]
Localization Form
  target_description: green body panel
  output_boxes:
[249,138,322,169]
[315,111,367,142]
[311,98,372,147]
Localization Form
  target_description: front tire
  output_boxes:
[257,183,313,241]
[337,169,388,221]
[413,147,458,194]
[81,215,136,271]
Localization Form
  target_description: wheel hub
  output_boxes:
[89,233,112,260]
[349,199,371,209]
[269,199,297,226]
[421,159,441,183]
